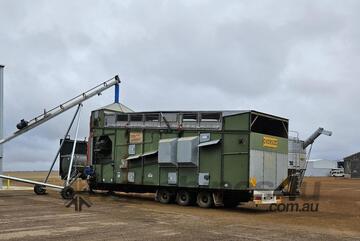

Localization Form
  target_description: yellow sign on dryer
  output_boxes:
[129,132,143,144]
[263,136,278,148]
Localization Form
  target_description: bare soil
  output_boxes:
[0,174,359,240]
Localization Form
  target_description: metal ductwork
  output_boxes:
[303,127,332,149]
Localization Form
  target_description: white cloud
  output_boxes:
[0,0,359,170]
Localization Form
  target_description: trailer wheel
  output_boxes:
[157,189,173,204]
[61,186,75,200]
[176,190,193,206]
[34,185,47,195]
[197,191,213,208]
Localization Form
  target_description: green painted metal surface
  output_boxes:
[90,109,289,192]
[159,167,177,186]
[223,133,249,154]
[114,159,126,184]
[143,163,159,185]
[93,128,103,137]
[128,159,142,185]
[102,163,114,183]
[115,129,128,145]
[223,113,249,131]
[178,167,197,187]
[94,164,102,182]
[199,144,222,189]
[223,154,249,189]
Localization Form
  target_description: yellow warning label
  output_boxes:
[249,177,257,187]
[263,136,278,148]
[129,132,143,144]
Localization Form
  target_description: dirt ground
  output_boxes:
[1,171,88,191]
[0,173,359,241]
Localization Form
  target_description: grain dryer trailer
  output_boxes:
[88,109,289,208]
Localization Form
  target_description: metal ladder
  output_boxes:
[288,127,332,196]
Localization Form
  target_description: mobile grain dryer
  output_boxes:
[86,107,290,207]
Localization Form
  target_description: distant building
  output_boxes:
[337,160,344,168]
[304,159,338,177]
[344,153,360,178]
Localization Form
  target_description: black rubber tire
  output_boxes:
[197,191,213,208]
[106,190,115,196]
[157,189,173,204]
[87,179,96,194]
[176,190,193,206]
[34,185,47,195]
[61,186,75,200]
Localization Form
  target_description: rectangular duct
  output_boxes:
[158,138,177,165]
[177,136,199,165]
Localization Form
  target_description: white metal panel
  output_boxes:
[126,154,141,160]
[168,172,177,184]
[249,150,264,189]
[264,152,276,189]
[313,160,337,169]
[128,172,135,183]
[276,153,288,187]
[198,173,210,186]
[104,115,116,127]
[251,150,288,190]
[177,136,199,165]
[199,133,211,143]
[158,138,178,165]
[198,139,221,147]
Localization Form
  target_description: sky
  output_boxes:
[0,0,359,171]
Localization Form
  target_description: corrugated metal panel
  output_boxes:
[264,152,276,189]
[305,162,332,176]
[351,161,360,178]
[249,150,264,189]
[250,150,288,189]
[343,153,360,178]
[276,153,288,187]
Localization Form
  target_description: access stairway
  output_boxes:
[282,127,332,197]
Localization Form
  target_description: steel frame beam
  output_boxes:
[0,174,63,189]
[44,104,81,183]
